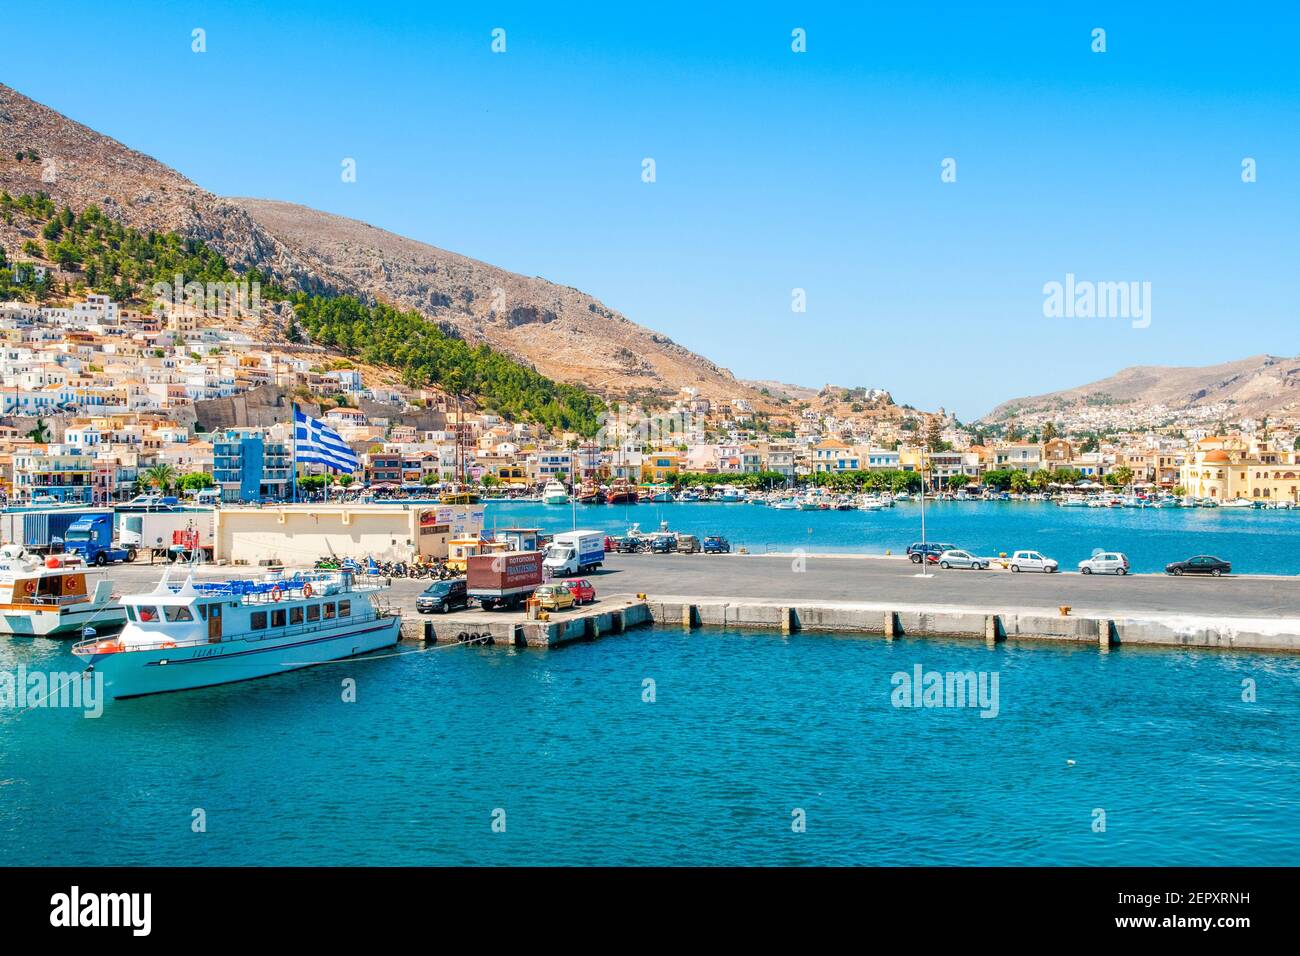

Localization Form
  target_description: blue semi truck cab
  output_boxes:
[62,514,137,566]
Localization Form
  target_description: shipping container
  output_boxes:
[0,508,114,553]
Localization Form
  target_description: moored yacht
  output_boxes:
[73,570,401,699]
[641,485,675,503]
[714,484,745,503]
[542,479,570,505]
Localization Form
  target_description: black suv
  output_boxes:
[907,542,957,564]
[416,578,469,613]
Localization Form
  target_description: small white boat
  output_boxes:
[1219,498,1254,509]
[73,570,401,700]
[542,480,570,505]
[0,546,124,638]
[770,499,799,510]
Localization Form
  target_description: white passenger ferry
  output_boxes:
[72,570,401,699]
[0,546,125,638]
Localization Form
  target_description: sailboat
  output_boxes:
[607,477,639,505]
[576,481,606,504]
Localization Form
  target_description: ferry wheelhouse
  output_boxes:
[72,570,401,699]
[0,546,124,638]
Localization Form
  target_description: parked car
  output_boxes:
[416,578,468,614]
[1009,550,1058,573]
[907,542,957,564]
[703,535,731,554]
[649,536,675,553]
[561,578,596,605]
[534,582,575,611]
[676,534,701,554]
[937,549,989,570]
[1165,555,1231,576]
[1078,552,1130,575]
[614,536,642,554]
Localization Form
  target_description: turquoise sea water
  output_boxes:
[2,626,1298,866]
[482,499,1300,575]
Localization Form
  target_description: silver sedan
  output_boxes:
[937,549,989,570]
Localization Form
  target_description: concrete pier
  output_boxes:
[402,596,652,648]
[641,595,1300,653]
[99,562,1300,654]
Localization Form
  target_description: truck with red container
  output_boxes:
[467,550,544,610]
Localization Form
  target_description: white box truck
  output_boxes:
[118,510,215,562]
[543,530,605,576]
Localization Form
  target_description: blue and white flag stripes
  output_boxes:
[294,407,360,473]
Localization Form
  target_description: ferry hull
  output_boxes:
[83,615,401,699]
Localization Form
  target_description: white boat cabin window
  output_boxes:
[251,611,267,630]
[306,605,320,622]
[338,600,351,617]
[271,608,287,628]
[164,605,194,622]
[290,606,303,625]
[323,602,336,620]
[137,605,160,623]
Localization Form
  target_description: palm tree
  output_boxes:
[142,464,178,494]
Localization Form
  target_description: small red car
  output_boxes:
[561,578,597,605]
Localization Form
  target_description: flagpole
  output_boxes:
[291,402,298,504]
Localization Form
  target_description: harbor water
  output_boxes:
[2,627,1297,866]
[483,499,1300,575]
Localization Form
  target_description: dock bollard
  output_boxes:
[780,606,792,635]
[682,604,694,629]
[423,620,434,643]
[884,611,896,640]
[985,614,1002,646]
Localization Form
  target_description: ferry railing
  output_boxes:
[182,571,391,606]
[73,607,398,656]
[4,592,99,607]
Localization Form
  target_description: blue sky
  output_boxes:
[3,1,1297,419]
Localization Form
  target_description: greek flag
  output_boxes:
[294,407,360,473]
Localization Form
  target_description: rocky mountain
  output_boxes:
[0,82,773,410]
[230,198,763,409]
[981,354,1300,423]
